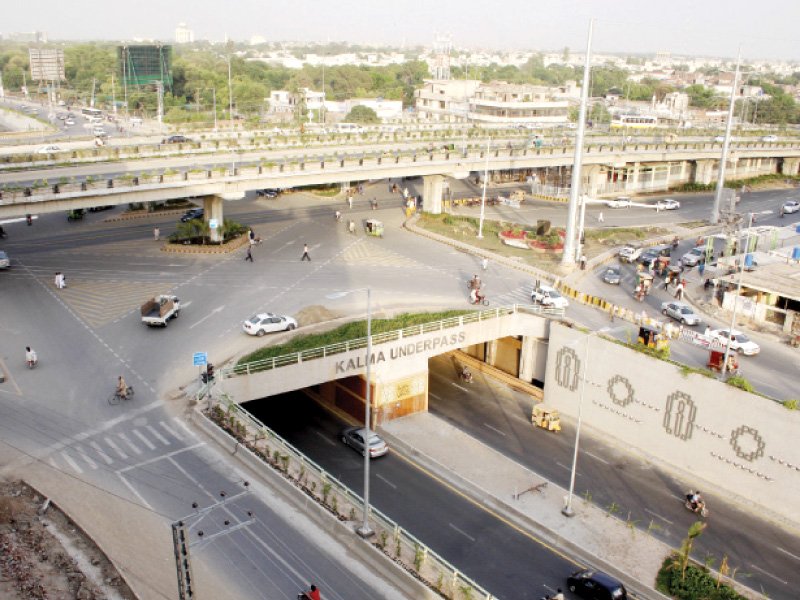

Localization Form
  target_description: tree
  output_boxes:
[677,521,707,579]
[344,105,379,124]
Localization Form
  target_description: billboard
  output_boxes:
[118,45,173,90]
[29,48,65,81]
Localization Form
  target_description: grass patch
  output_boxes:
[239,310,469,365]
[677,221,708,229]
[656,554,746,600]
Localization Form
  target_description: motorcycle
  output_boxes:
[684,491,709,517]
[459,367,473,383]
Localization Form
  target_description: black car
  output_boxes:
[567,569,627,600]
[163,135,191,144]
[180,208,204,222]
[601,266,621,285]
[256,189,279,198]
[88,205,114,212]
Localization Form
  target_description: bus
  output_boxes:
[610,114,658,130]
[81,107,104,120]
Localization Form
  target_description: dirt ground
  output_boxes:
[0,479,136,600]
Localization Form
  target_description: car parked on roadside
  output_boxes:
[341,427,389,458]
[567,569,627,600]
[709,329,760,355]
[180,208,204,222]
[601,266,621,285]
[656,198,680,210]
[242,313,298,336]
[782,200,800,214]
[661,301,702,326]
[605,196,632,208]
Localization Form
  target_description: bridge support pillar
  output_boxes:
[782,158,800,176]
[626,162,640,192]
[583,165,603,197]
[204,193,244,243]
[693,159,716,185]
[518,335,541,383]
[422,174,444,214]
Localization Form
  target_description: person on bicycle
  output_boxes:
[298,584,321,600]
[117,375,129,400]
[469,274,481,290]
[25,346,38,368]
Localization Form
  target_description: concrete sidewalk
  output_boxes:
[380,412,676,600]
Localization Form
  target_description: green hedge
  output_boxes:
[675,173,800,192]
[239,311,469,365]
[656,555,746,600]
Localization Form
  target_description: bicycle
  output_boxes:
[108,386,135,406]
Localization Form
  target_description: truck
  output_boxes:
[141,295,180,327]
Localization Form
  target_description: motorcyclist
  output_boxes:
[686,490,704,512]
[469,274,481,290]
[25,346,37,368]
[298,584,321,600]
[334,210,342,222]
[460,366,473,382]
[470,288,485,305]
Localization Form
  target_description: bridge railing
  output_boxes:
[228,304,564,378]
[209,397,495,600]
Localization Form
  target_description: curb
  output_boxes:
[161,235,249,254]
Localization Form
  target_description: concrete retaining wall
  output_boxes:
[544,321,800,524]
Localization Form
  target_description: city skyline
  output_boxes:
[2,0,799,62]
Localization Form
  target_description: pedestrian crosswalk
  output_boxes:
[491,285,534,307]
[48,417,196,475]
[338,240,426,268]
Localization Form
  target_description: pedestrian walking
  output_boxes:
[698,259,705,277]
[301,243,311,261]
[481,257,489,271]
[579,254,587,270]
[674,280,685,301]
[153,227,160,241]
[55,272,66,289]
[348,195,353,209]
[245,246,254,262]
[598,211,604,223]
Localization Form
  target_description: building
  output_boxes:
[415,79,570,126]
[174,23,194,44]
[6,31,47,43]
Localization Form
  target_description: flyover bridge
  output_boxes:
[2,137,800,241]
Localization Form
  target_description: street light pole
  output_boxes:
[711,49,741,225]
[562,333,592,517]
[358,287,374,537]
[478,137,490,238]
[212,88,217,132]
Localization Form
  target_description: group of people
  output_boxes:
[54,272,66,289]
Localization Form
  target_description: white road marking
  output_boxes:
[189,305,226,330]
[117,432,143,455]
[131,429,157,450]
[146,424,171,445]
[483,423,507,436]
[104,436,128,460]
[645,508,673,525]
[314,430,336,446]
[160,420,184,441]
[60,451,83,474]
[556,462,581,477]
[172,417,196,439]
[116,442,206,474]
[76,450,98,470]
[116,473,153,510]
[375,473,397,489]
[585,451,610,465]
[777,547,800,562]
[451,382,470,393]
[89,441,113,464]
[429,392,441,400]
[448,523,476,542]
[749,564,788,584]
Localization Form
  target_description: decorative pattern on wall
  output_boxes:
[554,347,581,392]
[662,391,696,441]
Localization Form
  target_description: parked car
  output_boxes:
[661,301,702,326]
[531,285,569,309]
[163,134,192,144]
[341,427,389,458]
[761,134,778,142]
[709,329,760,355]
[0,250,10,269]
[567,569,627,600]
[242,313,298,336]
[256,189,279,198]
[656,198,680,210]
[681,246,706,267]
[601,266,621,285]
[782,200,800,214]
[605,196,632,208]
[180,208,205,222]
[36,145,61,154]
[618,245,642,263]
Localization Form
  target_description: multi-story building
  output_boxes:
[174,23,194,44]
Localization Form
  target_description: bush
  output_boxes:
[726,375,753,393]
[656,555,746,600]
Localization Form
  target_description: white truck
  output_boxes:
[141,295,180,327]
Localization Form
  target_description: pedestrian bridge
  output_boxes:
[219,306,561,425]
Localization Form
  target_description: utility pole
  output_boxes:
[561,18,594,267]
[90,78,96,107]
[111,73,117,116]
[711,49,741,225]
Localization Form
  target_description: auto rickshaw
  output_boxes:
[67,208,85,221]
[634,272,653,301]
[638,325,669,351]
[532,404,561,432]
[707,350,738,373]
[365,219,384,238]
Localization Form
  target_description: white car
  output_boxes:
[605,196,632,208]
[531,285,569,309]
[761,135,778,142]
[36,145,61,154]
[618,245,642,263]
[782,200,800,214]
[65,118,76,126]
[243,313,298,336]
[709,329,760,355]
[681,247,705,267]
[656,198,680,210]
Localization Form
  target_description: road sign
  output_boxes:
[209,218,218,230]
[193,352,208,366]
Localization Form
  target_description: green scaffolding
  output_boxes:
[118,45,173,91]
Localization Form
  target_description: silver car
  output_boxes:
[661,301,701,326]
[0,250,9,269]
[341,427,389,458]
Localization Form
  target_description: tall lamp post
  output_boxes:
[327,288,374,537]
[477,138,490,238]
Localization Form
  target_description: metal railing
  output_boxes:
[212,397,495,600]
[228,304,564,378]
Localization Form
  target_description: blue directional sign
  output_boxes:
[193,352,208,366]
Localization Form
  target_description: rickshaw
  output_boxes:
[707,350,739,373]
[654,255,672,276]
[532,404,561,432]
[638,325,669,351]
[365,219,384,238]
[67,208,85,221]
[634,272,653,301]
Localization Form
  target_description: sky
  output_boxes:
[3,0,799,61]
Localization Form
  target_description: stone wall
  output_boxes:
[544,322,800,524]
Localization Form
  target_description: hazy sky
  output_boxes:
[4,0,799,61]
